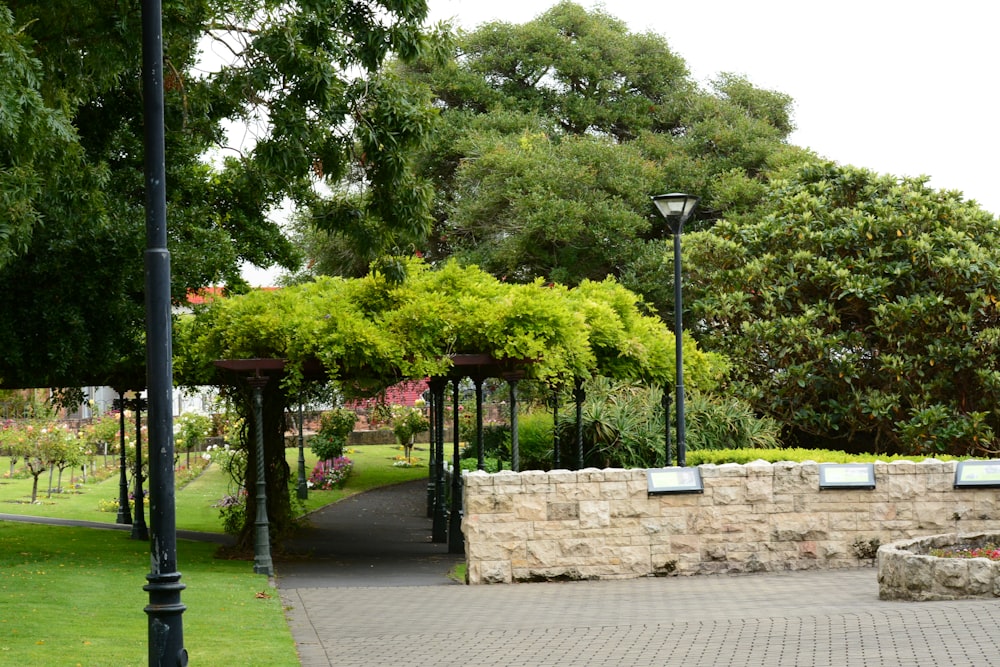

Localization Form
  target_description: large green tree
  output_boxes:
[684,161,1000,456]
[296,1,808,314]
[0,0,442,390]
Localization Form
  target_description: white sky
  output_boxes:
[428,0,1000,216]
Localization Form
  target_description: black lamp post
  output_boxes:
[651,193,700,467]
[140,0,185,661]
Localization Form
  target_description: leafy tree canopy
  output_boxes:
[0,0,444,390]
[295,1,810,312]
[684,161,1000,456]
[175,258,726,393]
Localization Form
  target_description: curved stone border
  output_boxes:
[877,533,1000,600]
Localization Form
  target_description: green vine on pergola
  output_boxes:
[173,258,725,394]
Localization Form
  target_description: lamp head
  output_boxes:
[651,193,699,233]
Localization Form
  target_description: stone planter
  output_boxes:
[877,533,1000,600]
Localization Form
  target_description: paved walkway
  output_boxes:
[275,481,1000,667]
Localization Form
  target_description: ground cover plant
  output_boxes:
[930,544,1000,561]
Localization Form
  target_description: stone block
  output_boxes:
[547,470,578,485]
[598,480,629,500]
[711,482,747,505]
[746,475,774,503]
[512,494,547,521]
[465,493,514,514]
[471,560,512,584]
[578,500,611,528]
[546,501,579,521]
[563,482,604,501]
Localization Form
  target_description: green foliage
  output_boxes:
[685,391,781,452]
[686,161,1000,456]
[0,0,442,389]
[175,258,715,392]
[310,408,358,461]
[0,6,85,269]
[82,413,122,453]
[515,409,556,471]
[459,457,501,473]
[566,379,777,469]
[174,412,212,452]
[685,448,962,466]
[391,405,429,459]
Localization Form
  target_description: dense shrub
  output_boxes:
[515,410,556,471]
[310,408,357,461]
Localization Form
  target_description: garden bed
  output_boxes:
[877,533,1000,600]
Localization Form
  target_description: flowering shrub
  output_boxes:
[213,489,248,535]
[97,498,124,513]
[931,544,1000,561]
[309,457,354,490]
[310,409,357,461]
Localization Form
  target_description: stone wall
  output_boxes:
[462,460,999,584]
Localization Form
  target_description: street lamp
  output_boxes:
[651,193,699,467]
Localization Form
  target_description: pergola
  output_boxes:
[209,352,587,564]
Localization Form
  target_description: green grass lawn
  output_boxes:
[1,444,430,532]
[0,522,297,666]
[0,443,433,665]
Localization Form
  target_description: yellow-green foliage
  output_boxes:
[687,448,963,466]
[175,258,724,394]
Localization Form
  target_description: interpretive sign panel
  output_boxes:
[818,463,876,490]
[954,460,1000,488]
[647,467,703,495]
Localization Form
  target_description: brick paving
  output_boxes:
[275,481,1000,666]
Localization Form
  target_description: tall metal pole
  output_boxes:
[249,376,274,575]
[652,193,698,469]
[140,0,185,663]
[672,228,686,467]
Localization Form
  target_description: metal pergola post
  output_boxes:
[431,380,448,542]
[115,391,133,525]
[448,380,464,553]
[249,375,274,575]
[131,397,149,541]
[296,401,307,500]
